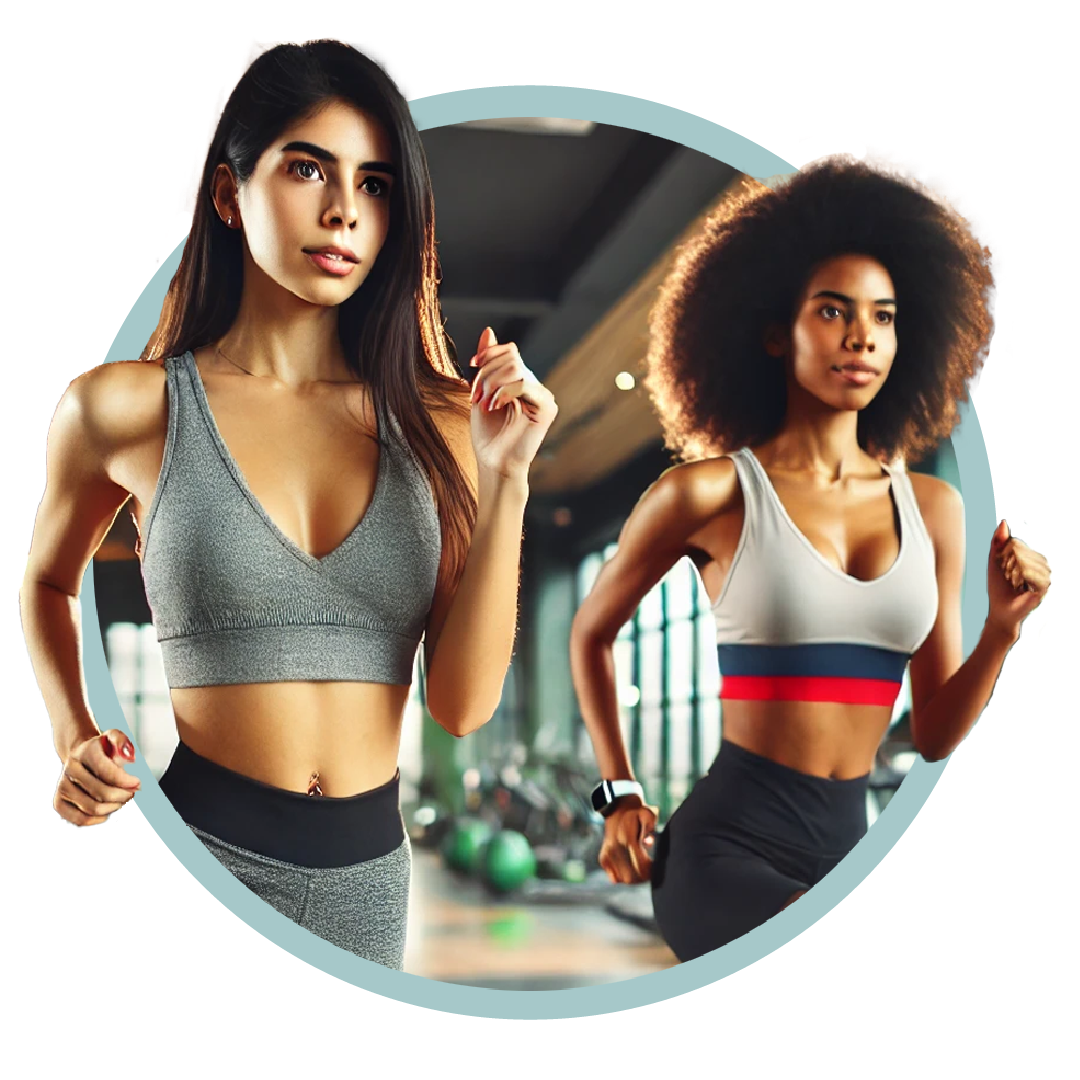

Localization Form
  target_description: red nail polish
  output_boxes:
[100,734,115,758]
[121,743,135,762]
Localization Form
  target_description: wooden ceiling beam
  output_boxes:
[530,175,761,494]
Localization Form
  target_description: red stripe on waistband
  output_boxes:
[719,674,902,706]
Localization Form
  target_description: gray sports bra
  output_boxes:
[139,351,442,689]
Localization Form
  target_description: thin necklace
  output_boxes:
[214,343,260,378]
[213,343,362,386]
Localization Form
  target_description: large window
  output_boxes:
[105,623,176,779]
[575,547,720,818]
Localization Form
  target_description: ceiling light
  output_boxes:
[457,117,596,136]
[615,371,636,391]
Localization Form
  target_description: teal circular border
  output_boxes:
[83,86,994,1018]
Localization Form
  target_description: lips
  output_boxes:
[303,245,359,263]
[303,246,360,278]
[831,362,879,387]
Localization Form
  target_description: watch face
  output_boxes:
[590,786,607,813]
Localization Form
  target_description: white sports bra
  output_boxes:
[712,447,939,706]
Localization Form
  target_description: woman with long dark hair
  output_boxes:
[20,40,556,969]
[571,159,1049,962]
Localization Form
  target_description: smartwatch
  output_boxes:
[590,779,646,817]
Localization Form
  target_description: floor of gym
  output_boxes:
[403,850,678,989]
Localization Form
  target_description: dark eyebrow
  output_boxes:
[811,289,896,306]
[280,140,397,176]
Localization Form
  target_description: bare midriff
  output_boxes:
[719,699,894,780]
[170,681,410,796]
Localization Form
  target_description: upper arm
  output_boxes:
[24,363,166,597]
[423,392,477,666]
[572,459,739,645]
[907,472,966,717]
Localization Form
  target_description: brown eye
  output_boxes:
[289,160,323,182]
[360,175,390,197]
[820,305,842,320]
[876,310,895,325]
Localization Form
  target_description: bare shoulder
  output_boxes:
[641,456,741,526]
[574,457,741,625]
[908,470,963,527]
[907,470,965,558]
[58,360,168,453]
[605,457,741,564]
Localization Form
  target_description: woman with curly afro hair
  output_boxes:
[570,157,1051,962]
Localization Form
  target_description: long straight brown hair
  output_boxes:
[142,39,475,589]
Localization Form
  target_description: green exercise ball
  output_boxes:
[482,830,537,894]
[442,818,493,874]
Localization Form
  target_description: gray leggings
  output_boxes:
[160,740,411,970]
[191,826,411,969]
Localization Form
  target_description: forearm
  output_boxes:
[424,469,528,735]
[913,620,1019,762]
[569,621,635,781]
[19,576,100,760]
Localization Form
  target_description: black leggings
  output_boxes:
[651,740,869,962]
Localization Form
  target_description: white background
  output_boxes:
[2,2,1075,1074]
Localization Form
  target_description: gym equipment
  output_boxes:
[407,801,453,849]
[441,817,494,874]
[481,830,537,894]
[457,751,605,881]
[402,774,454,850]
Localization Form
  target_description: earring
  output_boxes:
[226,216,234,227]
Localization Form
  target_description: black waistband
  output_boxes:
[680,739,869,856]
[159,741,403,869]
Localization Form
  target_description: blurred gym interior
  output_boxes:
[93,119,961,989]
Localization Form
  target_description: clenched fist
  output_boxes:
[54,730,140,827]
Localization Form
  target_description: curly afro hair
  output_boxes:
[645,157,994,462]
